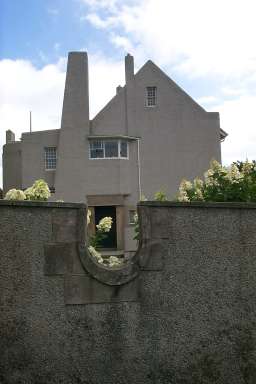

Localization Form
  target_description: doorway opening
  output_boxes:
[94,206,117,249]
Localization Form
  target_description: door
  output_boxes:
[94,206,117,249]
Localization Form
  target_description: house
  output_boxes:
[2,51,227,255]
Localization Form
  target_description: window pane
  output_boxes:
[146,86,157,106]
[105,141,118,157]
[90,149,104,158]
[90,140,104,158]
[45,147,57,169]
[91,140,103,149]
[120,140,128,157]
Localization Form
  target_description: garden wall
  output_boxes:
[1,200,256,384]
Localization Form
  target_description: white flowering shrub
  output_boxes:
[88,245,104,264]
[89,216,113,249]
[96,216,112,233]
[87,216,124,268]
[154,190,168,201]
[178,160,256,202]
[4,189,26,201]
[24,179,51,201]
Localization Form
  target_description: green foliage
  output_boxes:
[177,160,256,202]
[154,190,168,201]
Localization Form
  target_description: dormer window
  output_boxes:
[146,86,157,107]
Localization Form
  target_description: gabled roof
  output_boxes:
[136,60,206,113]
[92,58,227,140]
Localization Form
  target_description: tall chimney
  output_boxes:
[61,52,89,130]
[55,52,90,201]
[125,54,134,84]
[6,130,15,143]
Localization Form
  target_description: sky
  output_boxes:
[1,0,256,188]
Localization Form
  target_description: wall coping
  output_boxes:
[0,200,86,209]
[139,201,256,209]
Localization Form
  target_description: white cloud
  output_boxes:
[209,96,256,165]
[84,0,256,79]
[85,13,118,28]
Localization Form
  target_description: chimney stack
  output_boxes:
[6,130,15,143]
[125,54,134,84]
[60,52,89,130]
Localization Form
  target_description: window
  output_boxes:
[90,141,104,158]
[45,147,57,170]
[89,140,128,159]
[105,141,118,158]
[146,86,157,107]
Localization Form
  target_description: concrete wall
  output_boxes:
[1,200,256,383]
[2,142,22,193]
[21,130,59,190]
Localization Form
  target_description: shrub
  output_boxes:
[24,179,51,201]
[89,216,113,249]
[154,190,168,201]
[4,189,26,201]
[177,160,256,202]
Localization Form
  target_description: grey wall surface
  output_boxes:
[1,200,256,383]
[2,142,22,193]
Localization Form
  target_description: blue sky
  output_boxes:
[1,0,256,187]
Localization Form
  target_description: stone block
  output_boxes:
[52,209,78,242]
[64,275,140,304]
[44,243,74,275]
[139,239,167,270]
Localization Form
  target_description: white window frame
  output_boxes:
[89,139,129,160]
[146,86,157,107]
[45,147,57,171]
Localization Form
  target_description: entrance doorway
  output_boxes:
[94,206,117,249]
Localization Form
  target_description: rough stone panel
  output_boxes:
[240,209,256,245]
[44,243,75,275]
[168,207,242,244]
[64,275,140,304]
[52,209,78,242]
[149,207,170,239]
[139,239,167,270]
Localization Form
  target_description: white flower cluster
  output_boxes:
[178,178,204,202]
[177,159,256,202]
[4,189,26,201]
[87,209,92,225]
[226,164,243,183]
[88,246,123,268]
[88,245,104,264]
[108,256,123,267]
[24,179,51,201]
[4,179,51,202]
[96,216,113,233]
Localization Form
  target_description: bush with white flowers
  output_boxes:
[177,160,256,202]
[24,179,51,201]
[87,213,124,268]
[4,189,26,201]
[4,179,51,202]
